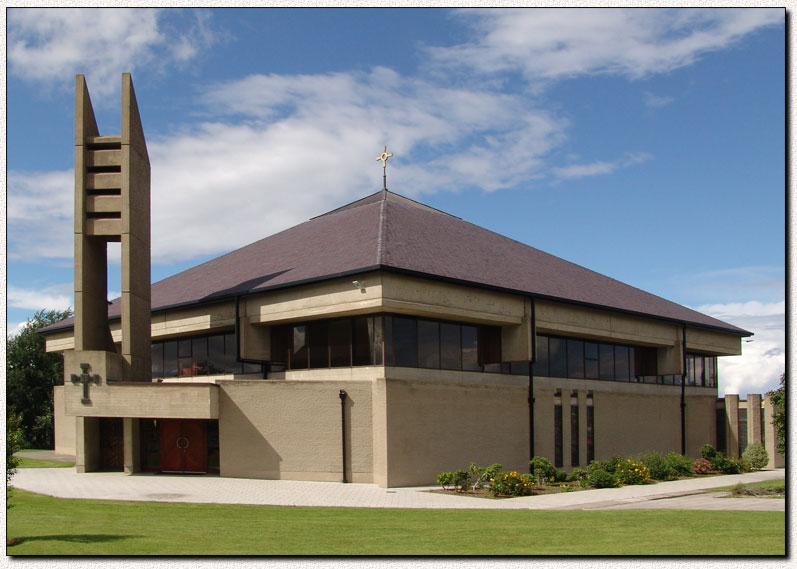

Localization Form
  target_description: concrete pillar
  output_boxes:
[76,417,101,473]
[747,393,762,449]
[763,394,786,468]
[561,391,572,469]
[724,394,739,459]
[123,418,141,474]
[578,389,588,468]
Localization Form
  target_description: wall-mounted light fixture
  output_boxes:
[352,280,366,293]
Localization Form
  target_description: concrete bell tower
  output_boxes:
[66,73,151,386]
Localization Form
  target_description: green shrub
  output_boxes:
[436,471,454,490]
[554,469,568,483]
[692,458,712,475]
[598,455,625,474]
[588,467,619,489]
[700,443,717,461]
[453,469,470,492]
[489,471,535,497]
[742,443,769,470]
[569,467,590,488]
[529,456,556,485]
[468,462,502,490]
[615,459,650,485]
[711,452,745,474]
[664,452,693,477]
[638,452,676,481]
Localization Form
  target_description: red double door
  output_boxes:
[159,420,208,474]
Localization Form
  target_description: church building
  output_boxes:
[42,74,761,487]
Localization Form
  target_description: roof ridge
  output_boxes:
[376,195,386,265]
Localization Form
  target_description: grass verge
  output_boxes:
[6,489,785,555]
[708,479,786,497]
[16,457,75,468]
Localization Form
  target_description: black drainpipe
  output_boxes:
[528,297,537,468]
[339,389,348,483]
[681,325,687,455]
[234,295,271,379]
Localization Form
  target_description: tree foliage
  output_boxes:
[6,308,73,449]
[768,373,786,456]
[6,412,25,509]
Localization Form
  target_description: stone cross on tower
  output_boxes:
[71,363,101,404]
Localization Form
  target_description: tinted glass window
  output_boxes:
[418,320,440,369]
[329,319,351,367]
[163,340,178,377]
[225,333,241,373]
[533,335,549,377]
[615,346,630,381]
[192,336,208,375]
[549,337,567,378]
[599,344,614,380]
[461,326,480,371]
[584,342,599,379]
[309,321,329,368]
[292,325,308,369]
[440,323,461,370]
[208,335,225,374]
[393,316,418,367]
[352,316,374,366]
[567,339,585,379]
[151,343,163,377]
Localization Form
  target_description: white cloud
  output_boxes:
[7,8,216,99]
[552,152,652,181]
[644,91,675,108]
[143,69,569,263]
[697,300,785,397]
[431,8,783,83]
[7,169,73,260]
[7,284,73,312]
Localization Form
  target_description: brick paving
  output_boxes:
[10,456,785,511]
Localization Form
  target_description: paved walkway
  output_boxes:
[10,457,785,511]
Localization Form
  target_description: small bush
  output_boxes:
[692,457,712,475]
[700,443,717,461]
[742,443,769,470]
[436,471,454,490]
[615,459,650,485]
[569,467,589,482]
[490,471,535,497]
[529,456,556,485]
[639,452,676,481]
[453,469,470,492]
[711,452,745,474]
[468,462,502,490]
[598,455,625,474]
[665,452,693,477]
[553,469,568,483]
[588,467,619,489]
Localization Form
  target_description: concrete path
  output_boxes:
[10,461,785,511]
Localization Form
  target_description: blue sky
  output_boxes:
[5,7,786,396]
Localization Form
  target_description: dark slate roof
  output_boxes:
[42,189,750,336]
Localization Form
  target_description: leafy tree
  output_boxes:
[768,373,786,456]
[6,308,72,449]
[7,412,25,509]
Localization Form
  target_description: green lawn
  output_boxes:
[15,457,74,468]
[6,489,785,555]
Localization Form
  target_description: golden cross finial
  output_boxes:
[376,145,393,168]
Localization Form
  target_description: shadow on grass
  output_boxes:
[8,534,139,547]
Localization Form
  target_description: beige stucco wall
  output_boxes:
[63,382,219,419]
[218,379,374,483]
[376,370,529,487]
